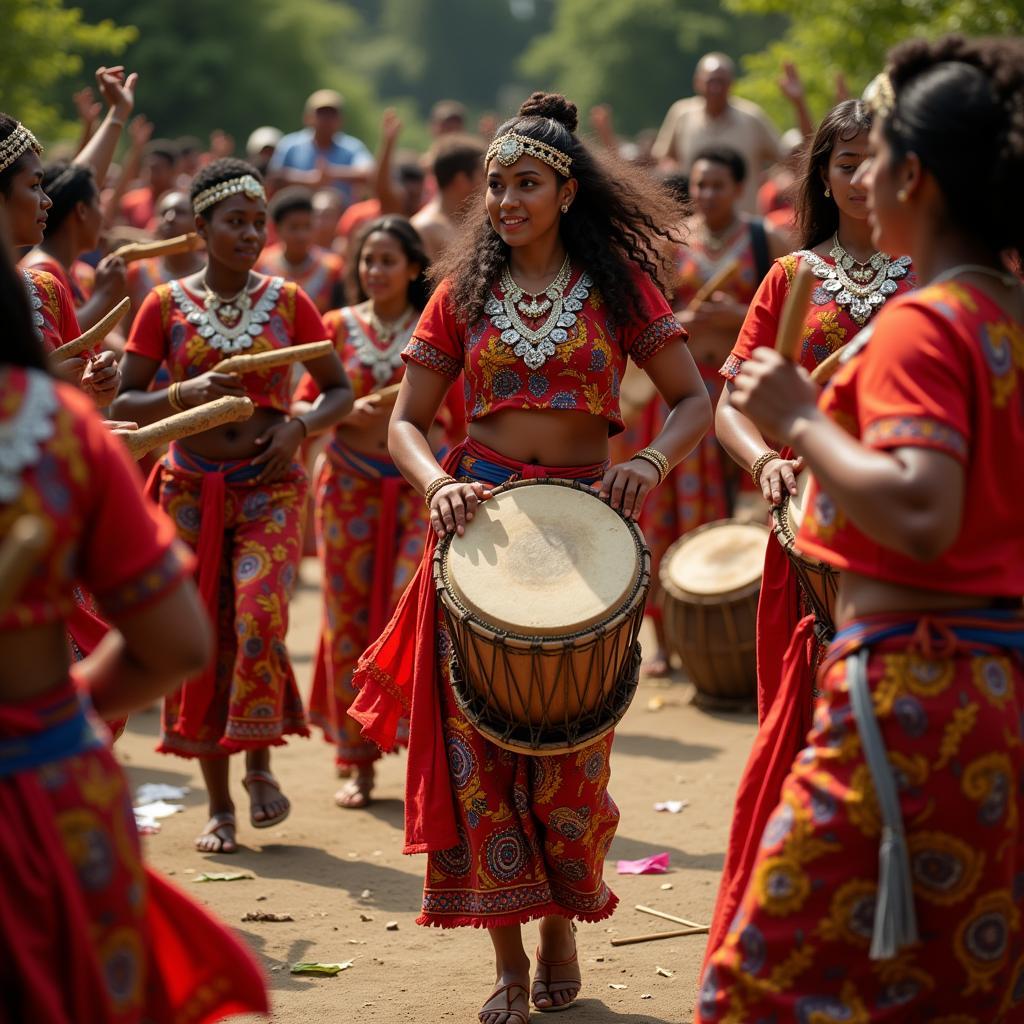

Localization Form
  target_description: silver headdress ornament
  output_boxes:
[863,72,896,119]
[0,123,42,176]
[193,174,266,215]
[485,132,573,178]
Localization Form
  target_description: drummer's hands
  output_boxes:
[430,482,492,538]
[597,458,661,520]
[730,348,820,445]
[53,355,87,388]
[179,370,245,408]
[758,456,804,507]
[253,418,305,483]
[81,350,120,406]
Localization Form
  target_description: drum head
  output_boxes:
[663,519,769,598]
[444,481,642,636]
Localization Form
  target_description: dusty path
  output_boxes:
[117,561,754,1023]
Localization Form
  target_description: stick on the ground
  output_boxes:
[213,340,334,375]
[0,515,51,617]
[774,262,816,362]
[50,298,131,361]
[120,396,255,460]
[610,926,710,947]
[112,232,201,263]
[635,904,707,929]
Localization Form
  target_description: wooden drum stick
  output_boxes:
[684,257,741,313]
[121,396,255,460]
[367,382,402,408]
[635,904,707,930]
[50,298,131,362]
[774,263,816,362]
[213,340,334,375]
[610,926,710,947]
[0,515,51,618]
[810,343,850,385]
[111,232,201,263]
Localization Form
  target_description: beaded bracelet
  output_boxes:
[167,382,187,412]
[424,475,458,509]
[750,450,780,486]
[631,446,670,484]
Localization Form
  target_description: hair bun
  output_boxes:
[518,92,578,133]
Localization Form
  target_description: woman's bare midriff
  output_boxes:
[336,418,390,456]
[0,623,72,701]
[833,569,1016,628]
[177,406,286,461]
[688,329,735,368]
[468,408,611,467]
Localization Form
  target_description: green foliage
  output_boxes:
[0,0,135,139]
[521,0,786,134]
[727,0,1024,125]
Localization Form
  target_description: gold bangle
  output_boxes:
[750,450,780,485]
[167,381,186,412]
[424,475,458,509]
[632,446,669,484]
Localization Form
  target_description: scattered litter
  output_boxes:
[193,871,254,882]
[656,966,674,978]
[135,783,189,803]
[592,956,605,963]
[359,913,373,922]
[616,853,670,875]
[133,800,186,832]
[641,993,653,999]
[348,940,366,945]
[653,800,688,814]
[660,883,674,891]
[609,983,627,990]
[242,911,293,922]
[647,696,666,711]
[290,961,353,976]
[360,889,372,899]
[256,895,267,902]
[385,921,399,931]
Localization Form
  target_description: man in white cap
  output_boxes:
[269,89,374,204]
[246,125,282,178]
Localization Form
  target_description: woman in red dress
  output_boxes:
[699,35,1024,1020]
[114,158,353,854]
[293,215,432,808]
[0,241,268,1023]
[704,98,917,962]
[350,93,712,1024]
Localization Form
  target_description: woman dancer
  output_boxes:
[700,35,1024,1019]
[350,94,711,1024]
[114,158,352,854]
[0,234,267,1023]
[293,215,429,808]
[703,99,917,960]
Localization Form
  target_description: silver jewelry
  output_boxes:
[0,369,58,502]
[485,258,592,370]
[21,270,45,344]
[346,305,416,387]
[561,203,569,214]
[171,276,283,354]
[485,133,572,178]
[192,174,265,215]
[798,237,911,325]
[0,123,42,175]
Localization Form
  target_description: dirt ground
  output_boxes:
[116,560,755,1024]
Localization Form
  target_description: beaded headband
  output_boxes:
[485,132,573,178]
[0,123,42,176]
[193,174,266,215]
[863,72,896,119]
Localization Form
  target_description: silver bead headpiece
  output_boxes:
[0,124,42,176]
[485,132,573,178]
[863,72,896,120]
[193,174,266,215]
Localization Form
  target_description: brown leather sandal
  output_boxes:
[242,769,290,829]
[532,946,581,1012]
[479,981,530,1024]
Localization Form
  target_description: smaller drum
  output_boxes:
[772,471,839,639]
[434,479,650,755]
[660,520,770,708]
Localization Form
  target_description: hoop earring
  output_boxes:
[824,187,831,198]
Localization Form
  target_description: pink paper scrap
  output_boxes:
[616,853,670,875]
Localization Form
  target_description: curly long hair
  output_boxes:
[794,100,872,251]
[345,215,431,310]
[882,34,1024,259]
[432,92,686,328]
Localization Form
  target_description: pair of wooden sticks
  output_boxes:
[609,905,710,947]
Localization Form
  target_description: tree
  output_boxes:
[0,0,135,139]
[520,0,785,135]
[727,0,1024,125]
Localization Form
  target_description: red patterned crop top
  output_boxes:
[125,275,328,413]
[0,369,192,630]
[796,281,1024,595]
[403,262,686,435]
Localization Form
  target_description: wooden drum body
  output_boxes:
[659,520,770,708]
[772,471,839,640]
[433,479,650,755]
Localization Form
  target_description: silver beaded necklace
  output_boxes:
[171,276,283,354]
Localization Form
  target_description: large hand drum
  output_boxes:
[433,479,650,754]
[659,520,770,708]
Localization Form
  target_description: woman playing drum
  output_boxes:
[699,35,1024,1020]
[350,93,711,1024]
[704,99,917,962]
[113,158,352,855]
